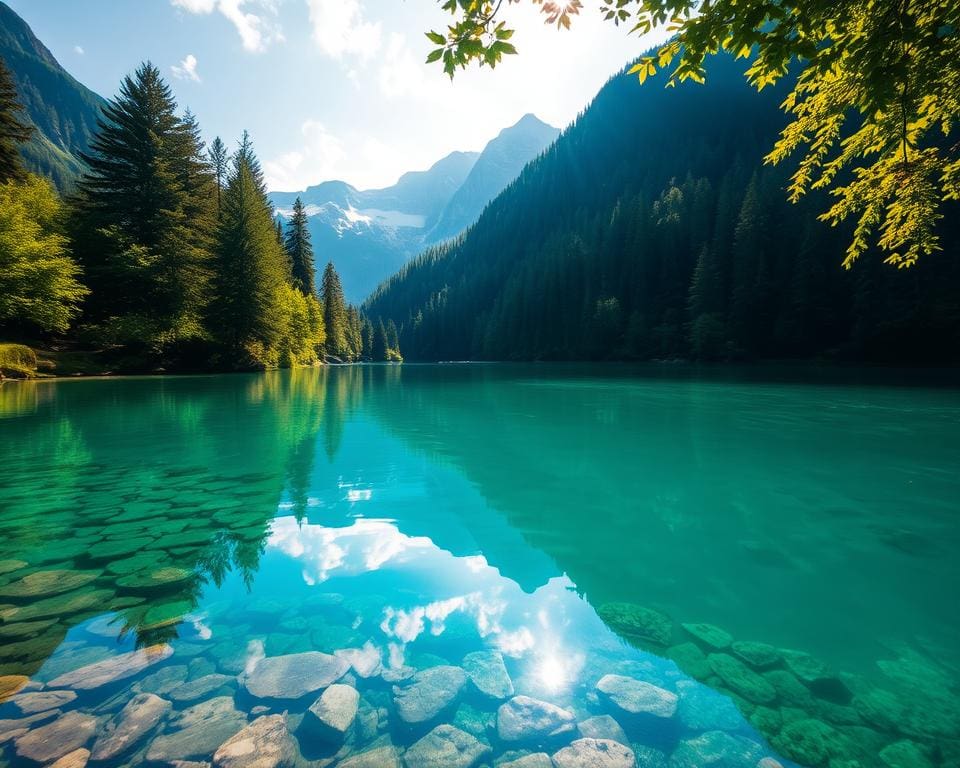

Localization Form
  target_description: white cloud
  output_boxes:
[306,0,381,61]
[263,119,349,191]
[172,54,202,82]
[171,0,283,53]
[73,45,85,55]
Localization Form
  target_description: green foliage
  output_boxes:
[0,175,87,333]
[208,136,230,218]
[426,0,960,268]
[367,54,960,363]
[321,261,350,360]
[71,63,216,352]
[0,55,31,183]
[0,343,38,378]
[284,197,315,295]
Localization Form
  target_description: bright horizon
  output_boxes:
[6,0,666,192]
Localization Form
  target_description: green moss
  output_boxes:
[732,640,781,669]
[597,602,673,646]
[681,622,733,650]
[708,653,777,705]
[667,642,711,679]
[879,740,934,768]
[772,718,848,767]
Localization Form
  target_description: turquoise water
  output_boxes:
[0,365,958,767]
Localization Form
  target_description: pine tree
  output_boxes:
[320,262,348,359]
[209,137,288,366]
[0,57,32,183]
[284,197,315,295]
[386,318,399,354]
[361,316,374,359]
[372,319,388,361]
[72,62,215,350]
[208,136,229,218]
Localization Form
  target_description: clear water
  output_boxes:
[0,365,958,767]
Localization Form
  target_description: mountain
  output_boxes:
[364,54,960,364]
[427,113,559,243]
[270,115,559,303]
[0,1,105,190]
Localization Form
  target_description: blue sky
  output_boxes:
[8,1,662,191]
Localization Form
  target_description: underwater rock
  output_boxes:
[47,644,173,689]
[134,664,189,696]
[707,654,777,705]
[0,569,102,599]
[334,642,382,679]
[852,688,904,733]
[453,702,495,739]
[770,717,847,767]
[1,588,115,622]
[10,689,77,714]
[675,680,742,731]
[241,651,349,700]
[497,695,577,743]
[0,559,27,575]
[404,723,492,768]
[667,643,712,680]
[0,618,58,640]
[115,566,195,592]
[632,744,669,768]
[90,692,171,762]
[302,683,359,743]
[338,744,401,768]
[15,711,98,764]
[597,603,672,646]
[169,674,235,703]
[498,753,553,768]
[87,536,154,561]
[577,715,629,746]
[780,650,850,703]
[596,674,678,719]
[0,709,59,745]
[381,665,416,683]
[762,670,813,709]
[147,696,246,763]
[748,705,782,737]
[463,650,514,700]
[681,623,733,651]
[668,729,764,768]
[552,738,636,768]
[212,714,298,768]
[731,642,781,670]
[0,674,29,701]
[393,665,467,725]
[878,740,935,768]
[50,748,91,768]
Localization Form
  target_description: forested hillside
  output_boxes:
[0,1,104,190]
[366,54,960,363]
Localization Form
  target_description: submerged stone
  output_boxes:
[393,665,467,725]
[116,566,195,592]
[301,683,359,742]
[334,641,382,678]
[47,644,173,689]
[675,680,742,731]
[15,711,98,764]
[577,715,629,746]
[134,664,189,696]
[148,696,246,763]
[462,649,514,699]
[596,674,678,718]
[763,670,814,708]
[499,753,554,768]
[241,651,349,700]
[404,723,492,768]
[552,738,636,768]
[10,689,77,714]
[780,649,850,702]
[90,692,171,762]
[879,739,935,768]
[50,748,90,768]
[0,618,58,639]
[667,642,711,680]
[770,717,847,767]
[707,654,777,705]
[731,641,781,670]
[338,745,401,768]
[0,569,102,599]
[169,673,234,702]
[0,674,29,701]
[497,695,576,742]
[681,623,733,650]
[2,588,114,622]
[212,714,298,768]
[668,730,764,768]
[597,603,673,646]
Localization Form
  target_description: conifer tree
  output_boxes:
[209,137,288,366]
[361,316,374,359]
[320,262,348,359]
[386,319,399,354]
[372,319,388,361]
[284,197,315,295]
[208,136,229,218]
[0,57,31,184]
[72,62,215,350]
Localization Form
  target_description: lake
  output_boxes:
[0,364,957,768]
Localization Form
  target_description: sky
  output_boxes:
[7,0,665,192]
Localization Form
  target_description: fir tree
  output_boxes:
[284,197,315,295]
[0,57,32,183]
[320,261,348,359]
[372,319,388,361]
[72,62,215,350]
[209,138,288,366]
[208,136,229,218]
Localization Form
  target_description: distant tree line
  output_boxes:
[0,58,400,372]
[366,55,960,363]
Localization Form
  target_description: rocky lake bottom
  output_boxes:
[0,365,958,767]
